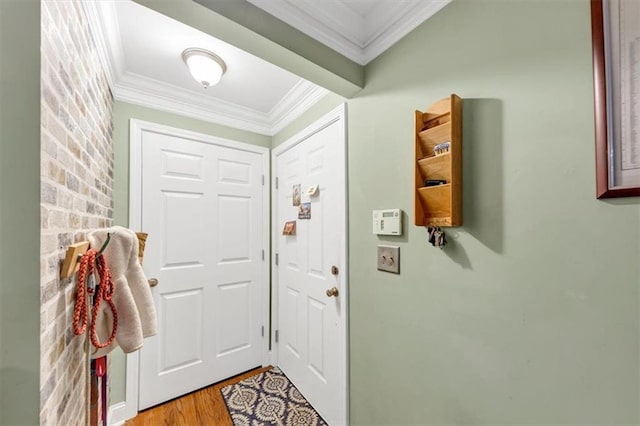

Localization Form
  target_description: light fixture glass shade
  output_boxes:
[182,48,227,89]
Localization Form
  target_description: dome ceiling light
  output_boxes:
[182,48,227,89]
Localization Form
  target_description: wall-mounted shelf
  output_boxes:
[414,94,462,227]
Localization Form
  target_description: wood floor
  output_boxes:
[126,366,271,426]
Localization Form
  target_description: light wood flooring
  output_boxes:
[126,366,271,426]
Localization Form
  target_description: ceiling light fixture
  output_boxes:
[181,48,227,89]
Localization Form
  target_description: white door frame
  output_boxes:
[270,103,349,423]
[123,119,271,420]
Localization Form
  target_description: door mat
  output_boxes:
[221,367,328,426]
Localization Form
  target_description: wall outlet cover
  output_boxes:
[377,245,399,274]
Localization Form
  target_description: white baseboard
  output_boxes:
[108,401,127,426]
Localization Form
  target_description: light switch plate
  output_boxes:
[377,245,399,274]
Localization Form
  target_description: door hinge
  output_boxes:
[275,177,279,189]
[262,249,265,260]
[275,253,279,266]
[261,326,264,337]
[262,174,265,186]
[275,330,279,343]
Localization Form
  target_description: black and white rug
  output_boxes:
[221,367,328,426]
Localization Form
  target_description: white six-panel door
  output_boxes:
[131,121,268,410]
[272,104,348,425]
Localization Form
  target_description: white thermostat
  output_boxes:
[372,209,402,235]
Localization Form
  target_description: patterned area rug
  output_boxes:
[221,367,328,426]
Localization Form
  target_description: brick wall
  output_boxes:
[40,1,114,424]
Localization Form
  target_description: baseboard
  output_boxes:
[108,402,127,426]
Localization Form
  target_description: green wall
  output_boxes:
[114,0,640,422]
[0,1,41,424]
[345,0,640,424]
[110,101,271,404]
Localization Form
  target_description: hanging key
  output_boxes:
[434,228,447,249]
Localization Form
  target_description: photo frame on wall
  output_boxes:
[591,0,640,198]
[282,220,296,236]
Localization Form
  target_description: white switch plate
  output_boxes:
[377,245,399,274]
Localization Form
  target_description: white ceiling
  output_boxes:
[84,0,328,136]
[83,0,450,135]
[246,0,452,65]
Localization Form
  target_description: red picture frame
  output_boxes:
[591,0,640,198]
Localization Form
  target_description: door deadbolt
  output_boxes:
[331,265,339,275]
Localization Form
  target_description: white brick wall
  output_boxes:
[40,1,114,424]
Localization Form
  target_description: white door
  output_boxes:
[272,105,348,425]
[133,121,268,410]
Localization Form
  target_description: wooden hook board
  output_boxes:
[60,241,90,279]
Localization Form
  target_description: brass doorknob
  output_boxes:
[148,278,159,287]
[326,286,339,298]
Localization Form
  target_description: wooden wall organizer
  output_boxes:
[60,241,90,279]
[414,94,463,227]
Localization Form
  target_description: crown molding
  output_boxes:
[114,72,327,136]
[303,1,366,47]
[247,0,367,64]
[363,0,451,64]
[269,80,329,135]
[246,0,451,65]
[115,72,274,135]
[81,0,126,89]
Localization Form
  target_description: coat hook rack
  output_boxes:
[60,232,114,280]
[60,241,90,279]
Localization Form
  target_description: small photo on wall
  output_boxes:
[298,202,311,220]
[282,220,297,236]
[292,184,301,206]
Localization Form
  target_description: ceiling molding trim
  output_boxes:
[82,0,128,88]
[246,0,367,65]
[81,0,117,89]
[364,2,420,47]
[362,0,451,64]
[115,72,273,135]
[269,81,330,135]
[291,1,366,47]
[246,0,451,65]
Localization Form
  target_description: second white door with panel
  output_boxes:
[273,105,348,425]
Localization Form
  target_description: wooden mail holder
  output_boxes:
[414,94,463,227]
